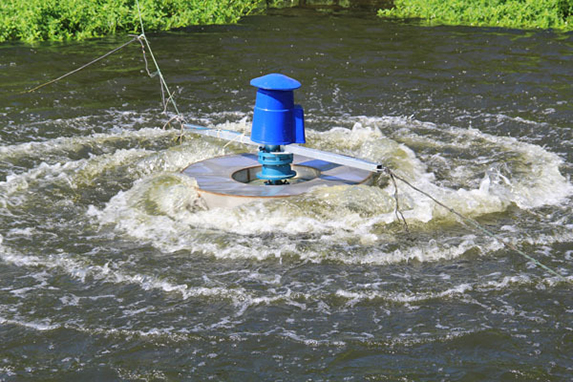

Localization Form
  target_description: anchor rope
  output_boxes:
[23,0,185,124]
[135,0,183,120]
[25,1,187,133]
[223,131,247,149]
[384,168,568,282]
[388,170,410,235]
[25,36,141,94]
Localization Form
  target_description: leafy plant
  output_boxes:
[0,0,263,42]
[379,0,573,30]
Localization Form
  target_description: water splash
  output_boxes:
[84,116,572,264]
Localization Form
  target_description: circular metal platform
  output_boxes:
[182,153,373,208]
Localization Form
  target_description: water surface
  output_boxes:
[1,8,572,381]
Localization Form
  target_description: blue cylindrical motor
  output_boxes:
[250,73,305,184]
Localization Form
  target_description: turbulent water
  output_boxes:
[1,8,572,381]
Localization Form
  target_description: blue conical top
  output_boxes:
[250,73,301,91]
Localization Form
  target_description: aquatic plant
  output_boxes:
[379,0,573,30]
[0,0,263,42]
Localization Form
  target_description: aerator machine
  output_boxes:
[182,73,383,208]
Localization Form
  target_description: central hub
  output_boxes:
[256,145,296,185]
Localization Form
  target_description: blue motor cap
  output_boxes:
[250,73,301,91]
[250,73,305,146]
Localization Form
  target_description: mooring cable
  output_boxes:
[385,168,568,282]
[388,170,410,235]
[23,1,186,131]
[25,36,141,94]
[135,0,182,119]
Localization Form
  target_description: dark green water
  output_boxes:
[1,8,572,381]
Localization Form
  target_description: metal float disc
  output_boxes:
[182,153,372,208]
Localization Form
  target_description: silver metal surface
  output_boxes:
[185,124,258,147]
[182,153,372,208]
[284,144,383,173]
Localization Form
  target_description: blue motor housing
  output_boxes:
[250,73,305,145]
[250,73,306,185]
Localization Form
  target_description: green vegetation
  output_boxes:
[379,0,573,30]
[4,0,572,42]
[0,0,263,42]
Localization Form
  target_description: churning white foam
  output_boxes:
[0,127,174,166]
[81,116,572,263]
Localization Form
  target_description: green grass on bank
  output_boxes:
[0,0,263,42]
[4,0,573,42]
[379,0,573,30]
